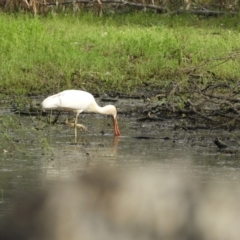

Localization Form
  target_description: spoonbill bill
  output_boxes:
[41,90,120,141]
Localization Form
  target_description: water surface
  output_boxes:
[0,110,240,218]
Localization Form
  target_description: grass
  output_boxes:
[1,12,240,96]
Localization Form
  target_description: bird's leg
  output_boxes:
[73,112,89,143]
[75,123,89,132]
[47,111,61,124]
[65,112,71,125]
[52,111,61,124]
[65,112,89,132]
[74,113,89,132]
[74,113,79,143]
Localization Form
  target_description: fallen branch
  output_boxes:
[140,80,240,130]
[43,0,124,5]
[179,51,240,75]
[39,0,237,16]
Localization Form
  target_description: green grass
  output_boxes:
[1,12,240,95]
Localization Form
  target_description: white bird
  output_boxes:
[41,90,120,141]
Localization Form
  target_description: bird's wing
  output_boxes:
[56,90,94,111]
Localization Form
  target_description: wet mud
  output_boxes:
[0,95,240,218]
[11,94,240,152]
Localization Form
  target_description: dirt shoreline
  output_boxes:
[8,91,239,155]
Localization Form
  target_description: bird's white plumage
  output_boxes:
[41,89,120,141]
[42,90,95,112]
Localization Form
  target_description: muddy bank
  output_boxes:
[9,86,240,154]
[12,79,240,130]
[1,91,240,221]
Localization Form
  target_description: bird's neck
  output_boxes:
[86,101,115,116]
[98,105,115,115]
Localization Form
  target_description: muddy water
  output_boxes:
[0,109,240,218]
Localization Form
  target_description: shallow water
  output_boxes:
[0,109,240,218]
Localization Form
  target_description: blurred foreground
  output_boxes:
[0,167,240,240]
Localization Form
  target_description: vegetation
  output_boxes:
[1,12,240,96]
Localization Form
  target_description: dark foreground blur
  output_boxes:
[1,167,240,240]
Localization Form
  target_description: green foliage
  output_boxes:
[1,12,240,95]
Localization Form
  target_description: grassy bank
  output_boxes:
[1,12,240,96]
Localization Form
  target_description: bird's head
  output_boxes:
[104,105,120,136]
[104,105,117,119]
